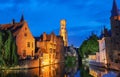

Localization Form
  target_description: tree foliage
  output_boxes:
[79,34,99,58]
[0,30,18,66]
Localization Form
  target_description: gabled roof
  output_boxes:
[0,21,24,37]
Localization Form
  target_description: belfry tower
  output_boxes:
[60,19,68,47]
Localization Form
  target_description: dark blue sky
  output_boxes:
[0,0,120,47]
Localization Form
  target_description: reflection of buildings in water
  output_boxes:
[32,64,65,77]
[1,64,65,77]
[0,63,79,77]
[40,65,57,77]
[89,65,108,77]
[89,65,120,77]
[64,63,79,77]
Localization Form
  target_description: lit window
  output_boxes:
[27,42,30,47]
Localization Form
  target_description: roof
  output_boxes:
[0,21,24,37]
[39,32,56,41]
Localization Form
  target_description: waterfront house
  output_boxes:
[35,32,65,65]
[0,15,35,59]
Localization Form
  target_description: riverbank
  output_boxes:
[0,59,64,70]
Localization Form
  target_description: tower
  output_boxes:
[60,19,68,47]
[110,0,120,49]
[110,0,120,62]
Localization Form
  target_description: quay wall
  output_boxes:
[19,59,40,69]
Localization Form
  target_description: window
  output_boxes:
[32,42,33,48]
[24,33,27,37]
[27,42,30,47]
[32,50,34,56]
[50,49,52,53]
[23,50,26,57]
[53,49,55,53]
[25,27,27,30]
[118,53,120,56]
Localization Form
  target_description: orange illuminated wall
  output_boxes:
[16,21,35,59]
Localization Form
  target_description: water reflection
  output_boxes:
[0,64,63,77]
[88,65,120,77]
[64,63,79,77]
[0,63,120,77]
[0,63,79,77]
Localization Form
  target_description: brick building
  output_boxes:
[35,32,64,65]
[0,15,35,59]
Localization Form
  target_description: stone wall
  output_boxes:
[19,59,40,68]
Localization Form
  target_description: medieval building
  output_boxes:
[35,32,64,65]
[60,20,68,47]
[0,15,35,59]
[0,12,66,66]
[98,0,120,64]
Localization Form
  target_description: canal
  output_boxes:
[0,63,120,77]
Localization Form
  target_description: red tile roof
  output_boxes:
[0,22,24,37]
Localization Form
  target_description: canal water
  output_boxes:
[0,63,120,77]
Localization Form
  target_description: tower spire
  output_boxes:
[20,14,24,22]
[111,0,119,17]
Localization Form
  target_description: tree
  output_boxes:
[0,30,18,66]
[79,34,99,58]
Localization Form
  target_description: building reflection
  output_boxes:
[89,65,120,77]
[0,63,80,77]
[1,63,120,77]
[89,65,108,77]
[40,64,65,77]
[64,63,79,77]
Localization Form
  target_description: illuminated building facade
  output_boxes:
[36,32,64,65]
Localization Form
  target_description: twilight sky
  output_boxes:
[0,0,120,47]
